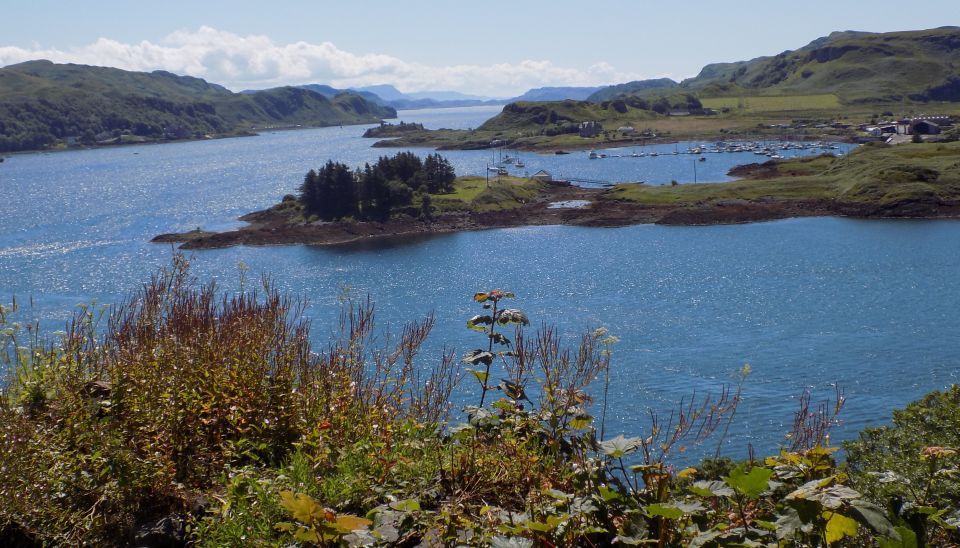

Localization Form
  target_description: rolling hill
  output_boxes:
[0,60,396,153]
[585,78,680,102]
[680,27,960,102]
[512,86,606,102]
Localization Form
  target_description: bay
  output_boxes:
[0,106,953,462]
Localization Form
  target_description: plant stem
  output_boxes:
[478,299,497,407]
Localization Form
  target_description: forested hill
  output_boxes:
[0,60,396,152]
[678,26,960,102]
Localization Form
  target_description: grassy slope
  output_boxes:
[428,175,543,212]
[682,27,960,102]
[375,27,960,152]
[609,141,960,207]
[0,61,395,152]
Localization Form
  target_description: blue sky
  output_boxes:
[2,1,956,96]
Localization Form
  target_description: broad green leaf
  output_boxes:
[677,467,697,479]
[467,315,493,332]
[526,520,553,532]
[688,530,722,548]
[723,464,773,499]
[292,527,321,543]
[489,332,511,345]
[599,435,644,458]
[597,485,623,502]
[467,368,489,384]
[279,491,327,525]
[775,507,805,541]
[823,511,859,545]
[465,405,498,427]
[674,501,706,514]
[690,480,734,498]
[389,499,420,512]
[333,514,372,533]
[462,349,494,366]
[499,379,527,401]
[878,526,917,548]
[645,503,683,520]
[545,514,566,529]
[569,415,592,430]
[786,477,861,510]
[497,309,529,325]
[755,519,777,532]
[474,292,489,302]
[571,496,598,515]
[848,499,900,539]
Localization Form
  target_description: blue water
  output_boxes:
[0,106,954,463]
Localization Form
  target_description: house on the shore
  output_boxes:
[896,119,913,135]
[911,119,941,135]
[895,116,952,135]
[530,170,553,183]
[578,121,602,138]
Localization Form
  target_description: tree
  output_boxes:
[299,152,456,221]
[359,163,391,221]
[423,153,455,193]
[299,161,357,220]
[419,193,433,220]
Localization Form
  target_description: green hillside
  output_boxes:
[585,77,679,102]
[611,141,960,209]
[681,27,960,102]
[478,94,701,132]
[0,60,396,152]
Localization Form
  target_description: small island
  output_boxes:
[154,140,960,249]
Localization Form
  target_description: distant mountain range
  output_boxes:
[246,84,617,110]
[0,60,395,153]
[512,86,606,102]
[3,27,958,153]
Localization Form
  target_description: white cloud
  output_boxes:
[0,26,650,96]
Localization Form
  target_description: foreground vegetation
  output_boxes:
[1,258,959,546]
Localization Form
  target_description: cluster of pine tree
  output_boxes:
[299,152,455,221]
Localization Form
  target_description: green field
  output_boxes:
[428,175,542,212]
[610,141,960,206]
[701,94,843,112]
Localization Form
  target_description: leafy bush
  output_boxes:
[845,385,960,545]
[1,259,958,546]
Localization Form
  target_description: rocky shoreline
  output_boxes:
[152,182,960,250]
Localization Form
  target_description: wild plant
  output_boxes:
[0,256,459,545]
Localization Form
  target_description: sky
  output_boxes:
[1,1,956,97]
